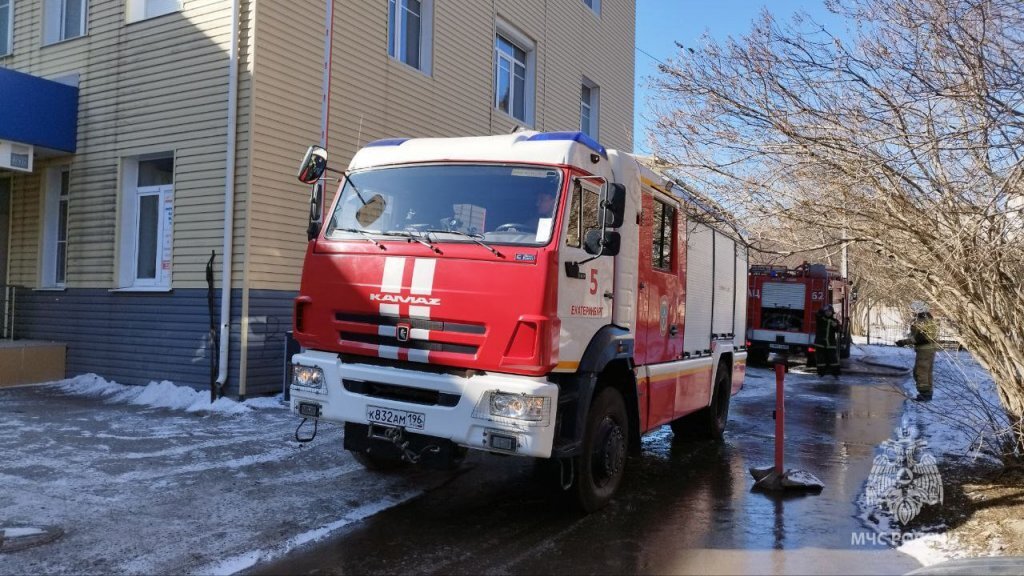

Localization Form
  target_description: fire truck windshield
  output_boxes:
[325,164,564,246]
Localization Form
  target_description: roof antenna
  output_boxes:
[510,124,525,134]
[356,115,364,147]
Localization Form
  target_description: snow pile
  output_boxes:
[56,373,285,415]
[898,533,962,566]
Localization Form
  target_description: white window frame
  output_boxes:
[388,0,433,75]
[126,0,180,23]
[43,0,87,45]
[580,77,600,139]
[41,166,70,288]
[494,20,536,126]
[582,0,600,15]
[117,155,174,290]
[0,0,12,56]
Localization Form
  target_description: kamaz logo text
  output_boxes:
[370,293,441,306]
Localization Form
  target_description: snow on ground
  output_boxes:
[0,376,447,576]
[846,343,1010,566]
[57,373,278,415]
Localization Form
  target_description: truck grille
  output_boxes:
[335,313,485,357]
[336,313,485,335]
[339,332,479,355]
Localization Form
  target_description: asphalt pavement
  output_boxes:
[0,350,926,575]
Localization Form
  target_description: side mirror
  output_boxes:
[307,182,323,241]
[355,193,387,228]
[604,183,626,228]
[584,229,621,256]
[297,145,328,184]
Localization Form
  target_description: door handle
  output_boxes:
[669,325,679,336]
[604,291,614,300]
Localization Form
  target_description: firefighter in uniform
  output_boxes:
[814,305,842,376]
[898,311,939,401]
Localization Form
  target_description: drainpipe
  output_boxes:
[322,0,335,146]
[216,0,241,398]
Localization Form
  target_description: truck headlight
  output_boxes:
[489,392,548,421]
[292,365,325,390]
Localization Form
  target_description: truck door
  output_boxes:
[635,190,684,427]
[556,179,614,367]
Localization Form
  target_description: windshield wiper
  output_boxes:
[330,227,385,249]
[385,230,441,253]
[425,230,504,258]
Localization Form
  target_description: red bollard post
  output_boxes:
[774,361,786,474]
[750,358,822,492]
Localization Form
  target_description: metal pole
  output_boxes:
[774,361,786,474]
[841,228,849,279]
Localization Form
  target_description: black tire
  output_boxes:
[444,446,469,471]
[748,347,769,367]
[670,362,731,441]
[573,387,629,513]
[350,449,408,472]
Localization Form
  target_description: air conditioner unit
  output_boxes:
[0,140,34,173]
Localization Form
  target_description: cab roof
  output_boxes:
[348,131,613,172]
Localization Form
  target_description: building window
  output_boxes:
[582,0,600,14]
[581,79,599,138]
[0,0,12,56]
[43,0,86,44]
[651,199,676,271]
[118,155,174,289]
[41,166,70,288]
[126,0,180,23]
[494,22,535,125]
[388,0,432,74]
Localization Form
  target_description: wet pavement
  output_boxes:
[251,359,924,575]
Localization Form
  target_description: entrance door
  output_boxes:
[1,177,10,339]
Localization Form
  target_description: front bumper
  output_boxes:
[289,350,559,458]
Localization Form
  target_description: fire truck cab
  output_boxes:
[745,263,852,366]
[288,131,747,511]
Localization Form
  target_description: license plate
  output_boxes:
[366,405,425,430]
[769,344,789,351]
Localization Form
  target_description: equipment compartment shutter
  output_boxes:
[734,244,748,348]
[683,221,714,355]
[762,282,806,310]
[712,232,736,335]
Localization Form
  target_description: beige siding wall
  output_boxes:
[244,0,325,293]
[1,0,249,289]
[247,0,636,291]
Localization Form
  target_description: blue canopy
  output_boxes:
[0,67,79,153]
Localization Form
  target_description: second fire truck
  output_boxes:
[745,262,852,366]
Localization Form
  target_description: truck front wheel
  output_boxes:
[350,450,408,472]
[573,387,629,512]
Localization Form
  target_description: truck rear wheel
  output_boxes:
[748,347,769,367]
[573,387,629,513]
[670,362,731,441]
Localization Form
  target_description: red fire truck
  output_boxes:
[288,131,748,511]
[745,263,851,366]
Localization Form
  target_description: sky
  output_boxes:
[633,0,846,153]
